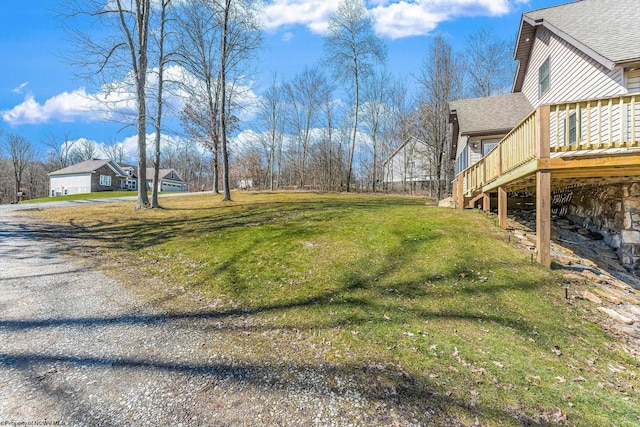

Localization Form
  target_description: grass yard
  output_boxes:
[28,191,640,425]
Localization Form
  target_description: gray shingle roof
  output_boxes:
[145,168,185,182]
[524,0,640,65]
[49,159,126,176]
[449,93,533,135]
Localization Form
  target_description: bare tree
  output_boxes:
[3,134,34,203]
[283,66,328,188]
[176,0,262,200]
[63,0,152,209]
[415,35,463,200]
[102,141,130,164]
[361,70,390,192]
[464,27,514,97]
[257,74,284,190]
[150,0,172,208]
[69,138,100,164]
[324,0,386,192]
[175,0,222,194]
[42,132,76,171]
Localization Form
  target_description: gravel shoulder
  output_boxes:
[0,204,445,426]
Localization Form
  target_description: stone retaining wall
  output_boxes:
[566,183,640,274]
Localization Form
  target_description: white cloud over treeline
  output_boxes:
[261,0,528,39]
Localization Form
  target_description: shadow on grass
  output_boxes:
[0,197,573,424]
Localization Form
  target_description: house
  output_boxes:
[119,164,139,191]
[450,93,533,175]
[147,168,188,192]
[383,136,434,192]
[449,0,640,271]
[49,158,127,196]
[118,165,188,192]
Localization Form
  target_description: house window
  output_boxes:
[482,139,500,156]
[456,148,468,175]
[99,175,111,186]
[538,57,550,97]
[565,112,577,145]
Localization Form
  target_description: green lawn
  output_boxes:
[29,191,640,426]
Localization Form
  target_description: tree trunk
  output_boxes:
[134,0,151,210]
[220,0,231,201]
[346,66,359,193]
[151,0,169,209]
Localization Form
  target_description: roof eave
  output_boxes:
[514,16,617,93]
[461,128,514,137]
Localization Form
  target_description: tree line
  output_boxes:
[1,0,512,205]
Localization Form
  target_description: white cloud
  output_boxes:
[261,0,341,35]
[373,0,514,39]
[11,82,29,94]
[261,0,520,39]
[1,86,135,126]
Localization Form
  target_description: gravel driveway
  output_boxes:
[0,202,439,426]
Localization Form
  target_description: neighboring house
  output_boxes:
[448,0,640,271]
[117,165,188,192]
[382,136,433,191]
[146,168,188,192]
[49,159,127,196]
[237,179,253,190]
[119,164,139,191]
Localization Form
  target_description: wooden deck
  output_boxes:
[452,93,640,267]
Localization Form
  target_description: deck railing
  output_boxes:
[550,94,640,151]
[458,93,640,197]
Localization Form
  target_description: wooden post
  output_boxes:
[457,176,464,209]
[498,187,507,228]
[536,171,551,267]
[452,178,458,207]
[482,192,490,212]
[536,105,551,267]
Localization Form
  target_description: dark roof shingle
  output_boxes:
[449,93,533,135]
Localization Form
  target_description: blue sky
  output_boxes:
[0,0,566,160]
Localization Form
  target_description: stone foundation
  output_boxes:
[565,183,640,274]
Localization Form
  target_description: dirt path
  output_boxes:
[0,208,434,426]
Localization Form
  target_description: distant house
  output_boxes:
[49,160,188,196]
[383,136,433,191]
[49,159,127,196]
[117,165,188,192]
[119,164,139,191]
[148,168,188,192]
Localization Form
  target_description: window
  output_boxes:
[565,112,577,145]
[482,139,500,156]
[99,175,111,186]
[455,148,468,175]
[538,57,550,97]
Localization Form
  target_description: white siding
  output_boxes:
[521,27,624,108]
[627,69,640,94]
[385,140,432,184]
[50,174,92,196]
[468,136,483,166]
[458,134,507,171]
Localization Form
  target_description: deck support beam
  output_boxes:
[536,104,551,268]
[456,177,464,209]
[482,193,490,212]
[498,187,507,228]
[536,171,551,267]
